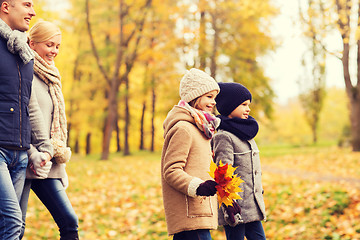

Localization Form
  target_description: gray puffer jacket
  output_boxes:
[211,129,266,225]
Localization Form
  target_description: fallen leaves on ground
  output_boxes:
[22,148,360,240]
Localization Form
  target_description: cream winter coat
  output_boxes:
[211,129,266,225]
[26,75,67,180]
[161,106,218,235]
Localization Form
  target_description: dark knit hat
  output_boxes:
[216,82,252,116]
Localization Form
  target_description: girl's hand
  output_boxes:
[196,180,218,196]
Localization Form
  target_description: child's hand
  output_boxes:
[196,180,218,196]
[223,200,242,226]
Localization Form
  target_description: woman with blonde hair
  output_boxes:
[20,21,79,240]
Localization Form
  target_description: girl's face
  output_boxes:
[29,34,61,65]
[229,100,251,119]
[194,90,218,113]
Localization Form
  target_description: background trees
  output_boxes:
[47,0,277,159]
[297,0,360,151]
[33,0,354,159]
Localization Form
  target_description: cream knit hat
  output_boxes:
[179,68,220,102]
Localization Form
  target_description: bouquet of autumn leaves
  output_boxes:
[209,160,244,207]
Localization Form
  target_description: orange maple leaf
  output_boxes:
[209,160,244,207]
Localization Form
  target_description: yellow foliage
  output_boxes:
[209,160,244,207]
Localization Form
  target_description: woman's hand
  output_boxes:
[40,152,52,167]
[29,152,53,178]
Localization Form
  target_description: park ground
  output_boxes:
[23,145,360,240]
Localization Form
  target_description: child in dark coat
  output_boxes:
[211,82,266,240]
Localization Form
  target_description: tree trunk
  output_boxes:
[199,7,206,70]
[86,132,91,155]
[115,111,121,152]
[210,11,218,78]
[101,80,118,160]
[139,101,146,150]
[74,135,79,154]
[352,1,360,151]
[349,98,360,150]
[150,81,156,152]
[124,76,130,156]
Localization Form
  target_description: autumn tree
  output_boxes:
[298,0,327,143]
[136,0,181,151]
[176,0,277,118]
[85,0,152,159]
[54,0,108,155]
[307,0,360,151]
[334,0,360,151]
[41,0,279,156]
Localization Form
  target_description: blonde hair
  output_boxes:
[28,21,61,43]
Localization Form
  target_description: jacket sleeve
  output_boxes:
[28,85,54,157]
[211,132,235,166]
[162,126,203,197]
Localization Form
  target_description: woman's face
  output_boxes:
[29,34,61,65]
[194,90,218,113]
[229,100,251,119]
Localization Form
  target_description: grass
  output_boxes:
[258,140,339,157]
[22,146,360,240]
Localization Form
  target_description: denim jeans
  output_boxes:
[0,147,28,240]
[224,221,266,240]
[20,178,78,239]
[173,229,212,240]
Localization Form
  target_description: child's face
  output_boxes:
[195,90,218,113]
[229,100,251,119]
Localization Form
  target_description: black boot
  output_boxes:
[60,232,79,240]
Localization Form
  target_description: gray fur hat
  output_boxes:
[179,68,220,102]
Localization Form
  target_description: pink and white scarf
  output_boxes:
[177,100,220,139]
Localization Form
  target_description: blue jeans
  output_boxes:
[20,178,78,239]
[0,147,28,240]
[224,221,266,240]
[173,229,212,240]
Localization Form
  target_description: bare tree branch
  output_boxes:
[85,0,111,85]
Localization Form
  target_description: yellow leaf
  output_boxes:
[209,160,244,207]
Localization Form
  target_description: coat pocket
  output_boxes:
[186,196,214,218]
[0,102,15,141]
[234,151,252,174]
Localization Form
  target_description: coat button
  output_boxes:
[10,108,14,112]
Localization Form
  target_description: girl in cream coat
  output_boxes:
[161,68,220,240]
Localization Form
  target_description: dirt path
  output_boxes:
[262,165,360,188]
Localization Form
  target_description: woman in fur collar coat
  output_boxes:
[161,68,220,240]
[211,82,266,240]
